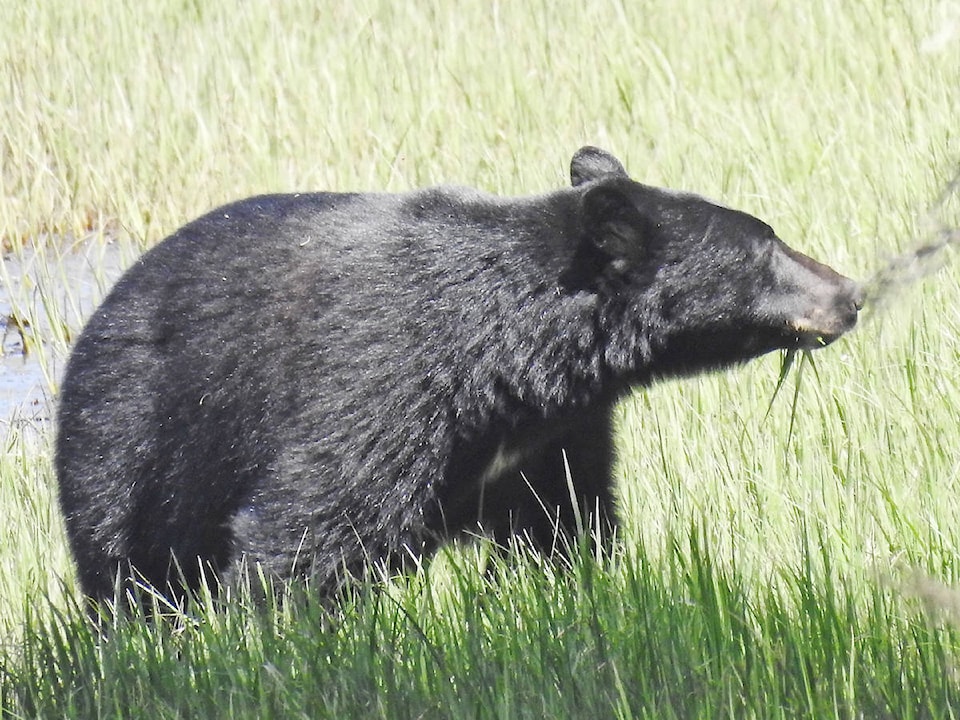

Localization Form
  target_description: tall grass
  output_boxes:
[1,0,959,716]
[4,537,960,718]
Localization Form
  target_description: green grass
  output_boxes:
[2,0,960,716]
[5,537,960,719]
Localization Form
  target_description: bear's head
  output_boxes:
[567,146,862,376]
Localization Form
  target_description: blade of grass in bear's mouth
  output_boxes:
[760,348,818,448]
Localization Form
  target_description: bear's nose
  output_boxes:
[848,281,866,311]
[839,281,863,331]
[834,278,863,327]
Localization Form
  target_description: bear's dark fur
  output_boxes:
[55,147,861,602]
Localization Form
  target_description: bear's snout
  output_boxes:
[788,276,862,349]
[770,243,862,349]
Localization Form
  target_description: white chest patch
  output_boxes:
[476,439,535,487]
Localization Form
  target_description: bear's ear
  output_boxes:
[570,146,629,187]
[581,182,647,259]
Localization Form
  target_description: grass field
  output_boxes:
[2,0,960,717]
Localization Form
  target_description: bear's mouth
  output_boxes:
[787,319,843,349]
[785,310,859,350]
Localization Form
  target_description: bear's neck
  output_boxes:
[451,289,657,431]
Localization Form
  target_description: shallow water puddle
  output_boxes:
[0,239,127,425]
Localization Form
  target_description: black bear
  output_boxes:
[55,147,862,603]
